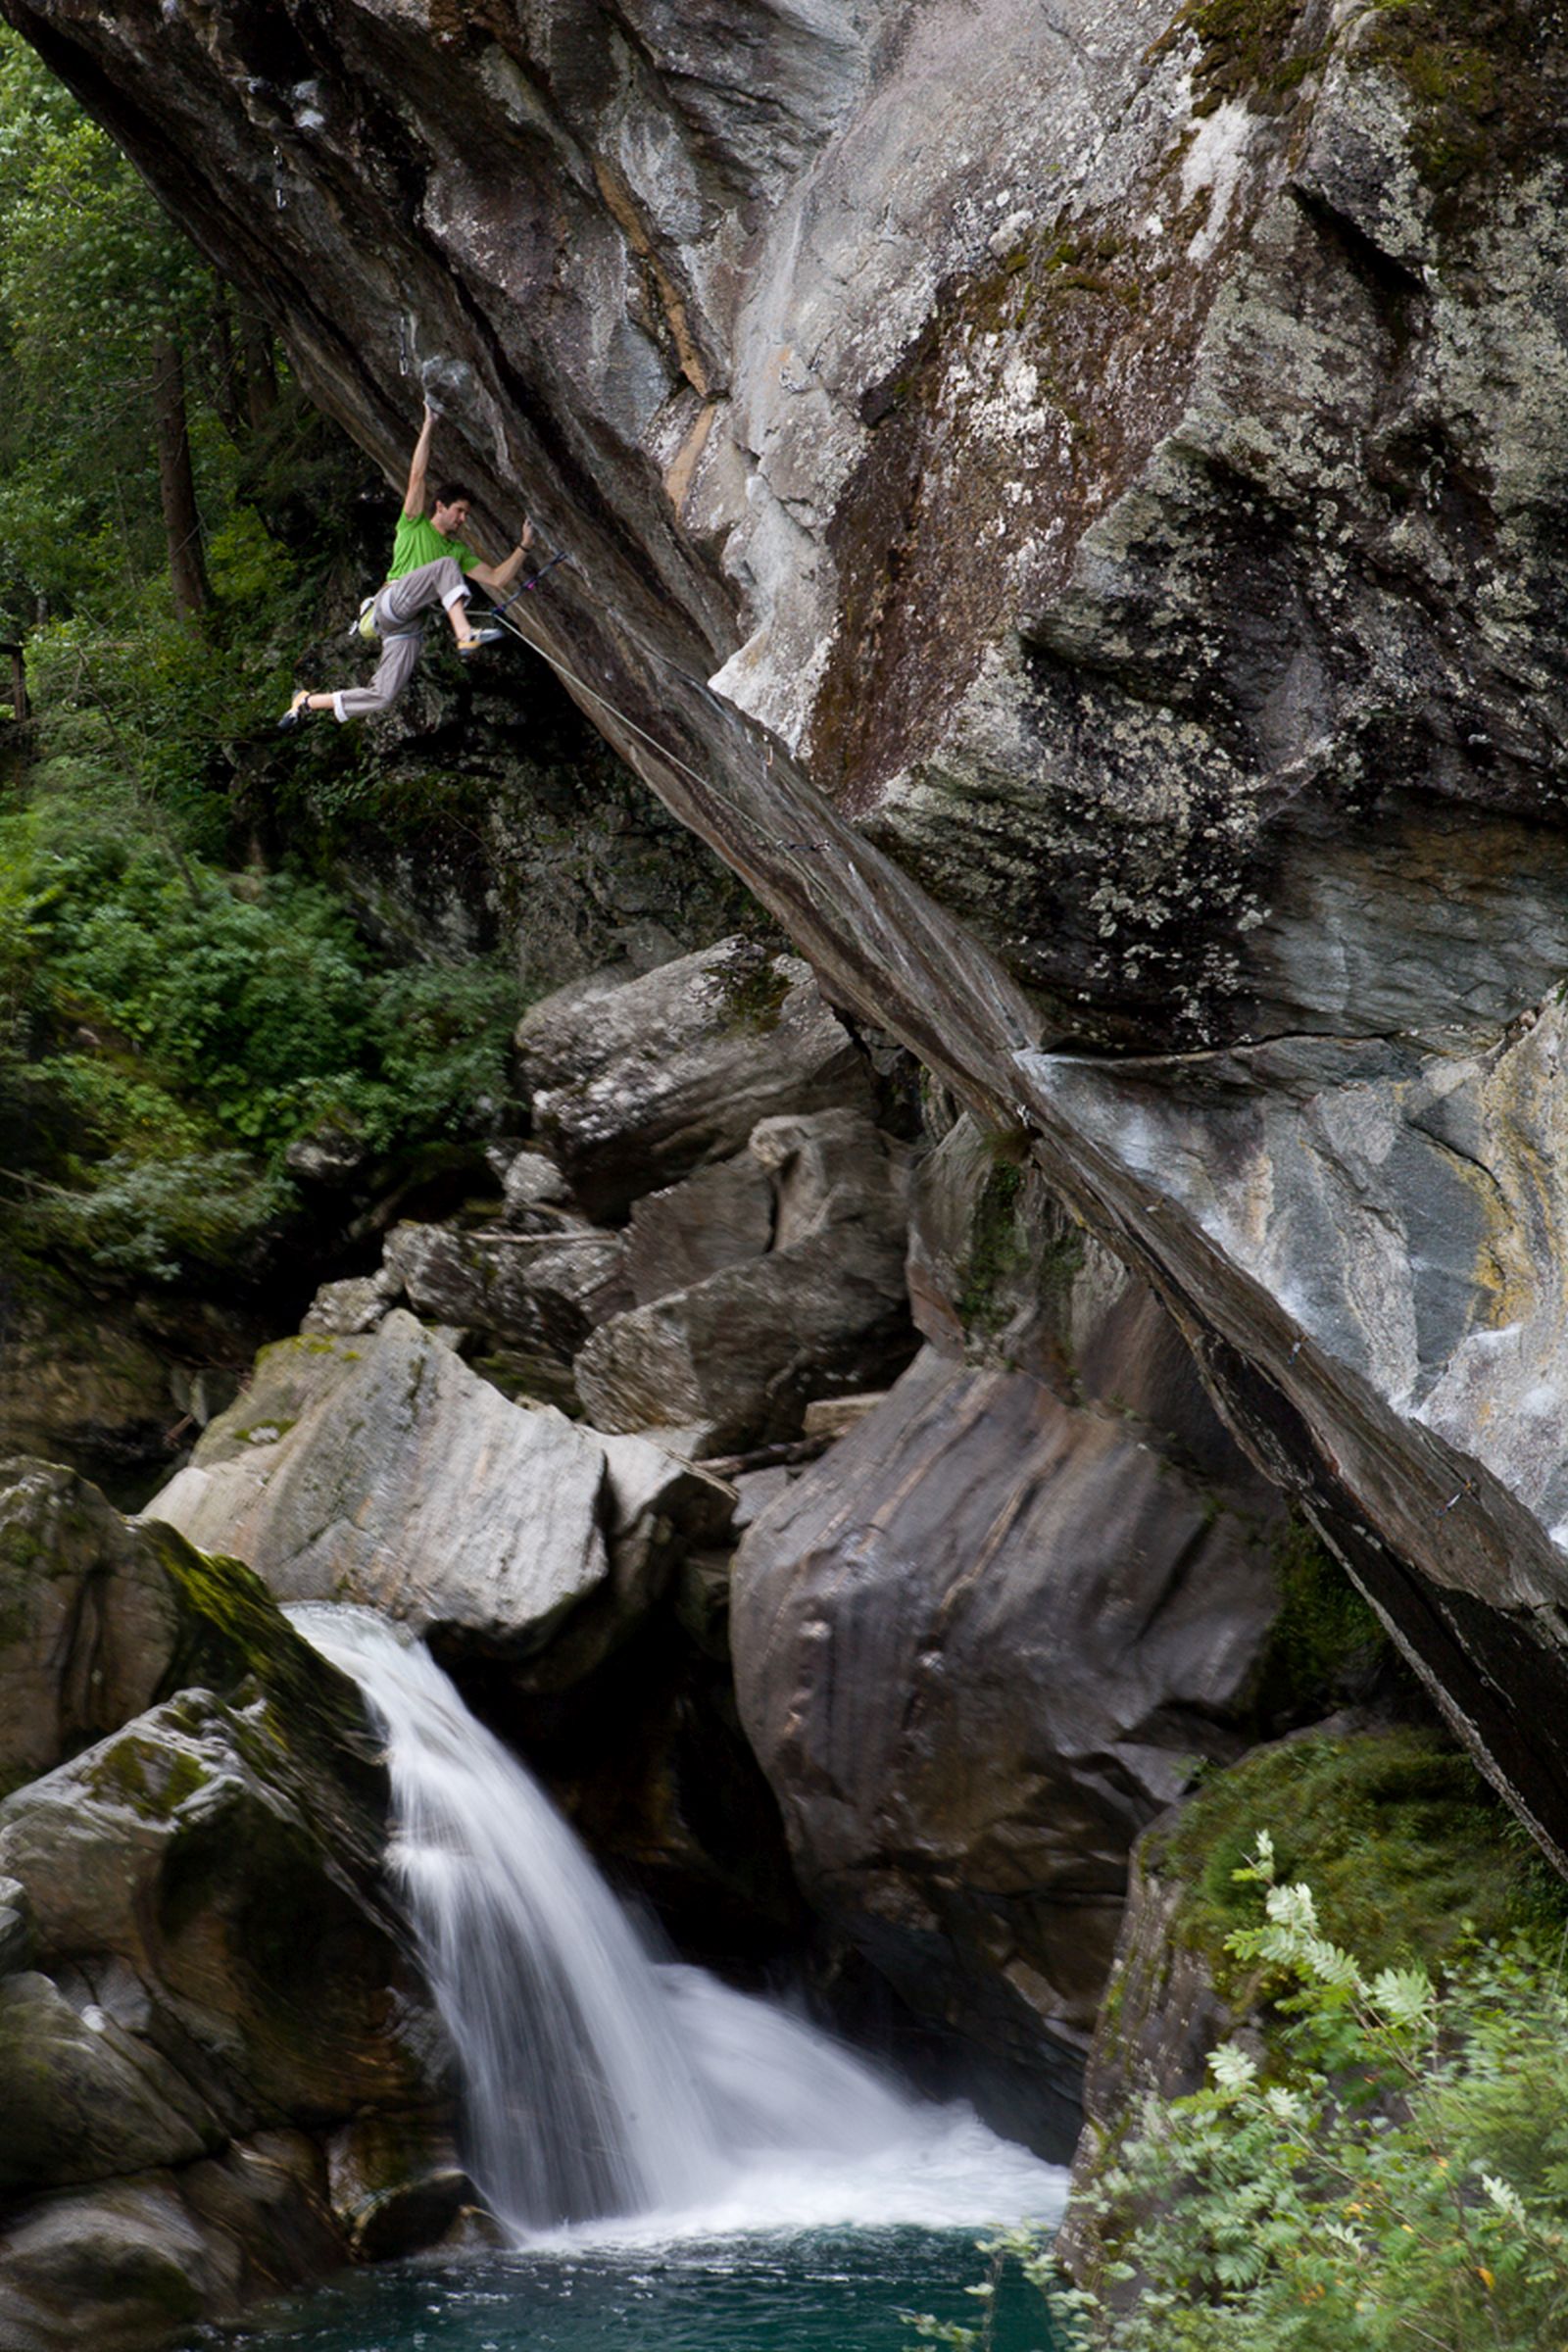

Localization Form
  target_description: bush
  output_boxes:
[913,1836,1568,2352]
[0,782,519,1284]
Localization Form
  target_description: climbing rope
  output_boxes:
[478,556,827,851]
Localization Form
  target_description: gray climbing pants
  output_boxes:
[330,556,470,721]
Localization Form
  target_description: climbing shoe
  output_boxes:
[277,689,313,732]
[457,625,506,656]
[352,595,379,643]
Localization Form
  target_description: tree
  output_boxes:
[0,26,269,625]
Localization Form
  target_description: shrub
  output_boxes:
[913,1835,1568,2352]
[0,783,519,1284]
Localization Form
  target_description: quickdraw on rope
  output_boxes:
[489,549,570,618]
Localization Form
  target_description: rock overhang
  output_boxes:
[9,0,1568,1876]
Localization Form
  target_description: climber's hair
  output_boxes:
[434,480,473,508]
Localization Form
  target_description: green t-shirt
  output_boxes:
[387,511,477,581]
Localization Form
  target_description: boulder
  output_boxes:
[0,1462,183,1799]
[0,1691,429,2127]
[382,1221,631,1353]
[0,1285,177,1494]
[499,1149,574,1229]
[729,1346,1286,2154]
[0,1457,385,1805]
[325,2114,480,2261]
[0,1971,220,2193]
[573,1110,912,1452]
[625,1154,776,1307]
[0,1471,458,2350]
[299,1266,404,1339]
[149,1313,729,1677]
[906,1113,1094,1390]
[149,1313,611,1649]
[0,2176,241,2352]
[515,939,872,1218]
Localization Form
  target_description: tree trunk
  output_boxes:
[207,285,244,444]
[237,300,278,429]
[150,332,210,618]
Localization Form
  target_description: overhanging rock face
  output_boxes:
[11,0,1568,1861]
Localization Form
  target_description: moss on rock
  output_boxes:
[1358,0,1562,213]
[1151,1724,1568,2001]
[1150,0,1331,116]
[1248,1513,1390,1723]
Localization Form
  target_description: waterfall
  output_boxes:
[291,1605,1062,2244]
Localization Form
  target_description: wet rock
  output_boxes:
[516,940,872,1219]
[0,1474,456,2349]
[0,1461,182,1799]
[0,2176,235,2352]
[0,1688,429,2122]
[906,1113,1094,1390]
[0,2131,348,2352]
[730,1346,1285,2152]
[325,2115,475,2262]
[0,1875,30,1974]
[0,1968,224,2194]
[0,1457,383,1806]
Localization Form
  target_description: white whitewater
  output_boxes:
[291,1604,1064,2244]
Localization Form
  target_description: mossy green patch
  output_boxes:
[1152,1726,1568,2001]
[714,952,792,1035]
[142,1520,370,1766]
[1358,0,1561,214]
[82,1727,211,1821]
[1150,0,1330,116]
[956,1160,1029,1338]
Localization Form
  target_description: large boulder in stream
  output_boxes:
[0,1458,460,2352]
[150,1310,731,1686]
[730,1344,1288,2154]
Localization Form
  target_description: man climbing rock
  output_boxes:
[279,402,533,727]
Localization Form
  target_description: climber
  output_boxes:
[279,401,534,728]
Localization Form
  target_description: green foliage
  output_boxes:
[1152,1728,1567,1996]
[914,1837,1568,2352]
[0,38,525,1298]
[0,779,518,1284]
[1070,1838,1568,2350]
[1251,1514,1389,1723]
[0,25,208,622]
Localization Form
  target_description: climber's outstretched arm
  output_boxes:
[469,518,534,595]
[403,403,437,518]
